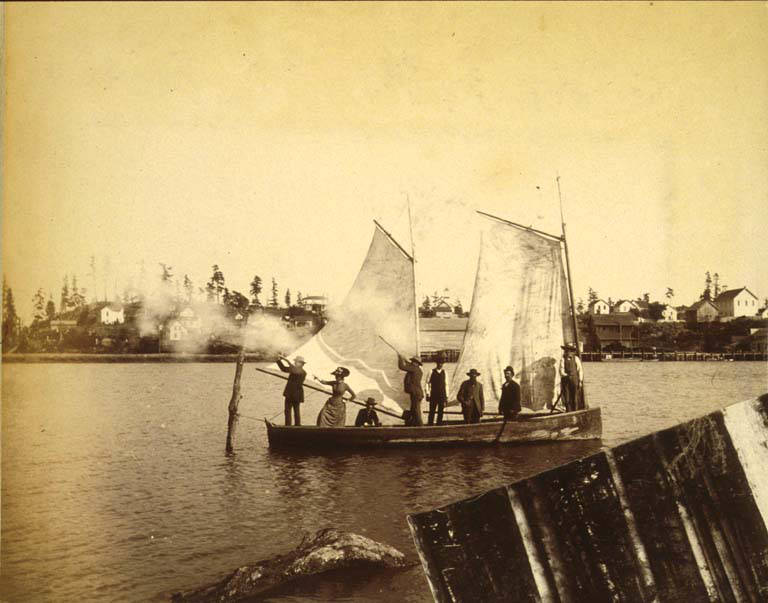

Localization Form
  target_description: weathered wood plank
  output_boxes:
[409,395,768,602]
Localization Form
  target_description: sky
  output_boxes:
[3,2,768,320]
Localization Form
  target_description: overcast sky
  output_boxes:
[4,2,767,319]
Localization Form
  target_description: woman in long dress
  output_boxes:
[315,367,356,427]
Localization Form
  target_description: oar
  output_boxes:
[378,335,408,359]
[254,367,405,421]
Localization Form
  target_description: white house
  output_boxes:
[100,303,125,325]
[167,319,188,341]
[660,305,678,322]
[612,299,639,313]
[588,299,610,315]
[434,300,454,319]
[714,287,760,318]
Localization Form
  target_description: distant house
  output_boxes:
[612,299,640,314]
[685,300,719,325]
[714,287,760,318]
[167,319,188,342]
[591,313,640,350]
[300,295,327,315]
[660,305,678,322]
[100,303,125,325]
[588,299,610,315]
[748,328,767,353]
[50,319,78,333]
[433,300,454,319]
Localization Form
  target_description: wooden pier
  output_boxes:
[580,350,768,362]
[409,395,768,602]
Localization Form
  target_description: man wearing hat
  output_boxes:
[499,366,521,420]
[426,356,448,425]
[558,344,583,412]
[398,354,424,426]
[355,397,382,427]
[457,368,484,423]
[276,353,307,425]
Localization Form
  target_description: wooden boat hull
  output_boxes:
[265,407,601,448]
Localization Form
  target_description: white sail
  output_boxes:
[449,220,574,411]
[289,223,418,414]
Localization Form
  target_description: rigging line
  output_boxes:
[476,210,563,242]
[372,219,413,262]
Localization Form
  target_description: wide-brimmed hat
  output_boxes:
[294,356,306,364]
[331,367,350,377]
[561,344,576,351]
[410,356,423,366]
[466,368,481,377]
[365,397,377,407]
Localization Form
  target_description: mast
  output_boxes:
[407,196,421,357]
[556,176,582,356]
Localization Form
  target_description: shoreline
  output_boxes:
[1,353,275,364]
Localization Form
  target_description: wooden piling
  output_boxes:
[225,349,245,454]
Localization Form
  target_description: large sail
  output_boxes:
[449,220,574,411]
[289,223,418,414]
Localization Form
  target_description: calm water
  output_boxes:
[2,361,766,602]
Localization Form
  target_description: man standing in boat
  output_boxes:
[398,354,424,426]
[275,354,307,425]
[426,356,447,425]
[559,344,583,412]
[499,365,521,420]
[457,368,484,423]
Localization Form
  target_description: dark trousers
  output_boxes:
[284,399,301,426]
[501,408,519,420]
[561,377,577,412]
[409,392,424,426]
[462,404,481,424]
[428,397,446,425]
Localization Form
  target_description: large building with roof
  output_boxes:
[714,287,760,318]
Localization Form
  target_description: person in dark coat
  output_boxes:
[398,354,424,426]
[457,368,484,423]
[276,354,306,426]
[355,397,381,427]
[498,365,521,420]
[558,344,583,412]
[426,357,447,425]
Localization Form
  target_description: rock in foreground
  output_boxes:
[171,528,410,602]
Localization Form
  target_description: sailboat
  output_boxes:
[265,213,601,448]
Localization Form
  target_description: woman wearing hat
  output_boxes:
[314,367,356,427]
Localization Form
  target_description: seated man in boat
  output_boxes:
[498,365,521,420]
[457,368,484,423]
[275,354,306,426]
[558,344,583,412]
[397,354,424,426]
[314,367,355,427]
[355,397,382,427]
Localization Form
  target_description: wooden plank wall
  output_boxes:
[409,395,768,602]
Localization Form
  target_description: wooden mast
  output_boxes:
[557,176,587,409]
[407,196,421,359]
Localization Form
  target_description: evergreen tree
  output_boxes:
[701,271,712,301]
[207,265,225,303]
[665,287,674,300]
[183,274,194,303]
[587,287,599,305]
[642,292,650,303]
[32,289,46,323]
[249,275,263,307]
[285,288,292,308]
[60,275,70,312]
[420,295,432,312]
[2,279,19,345]
[296,291,303,307]
[70,276,86,308]
[269,277,279,308]
[226,290,250,320]
[713,273,720,298]
[46,294,56,320]
[88,255,97,303]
